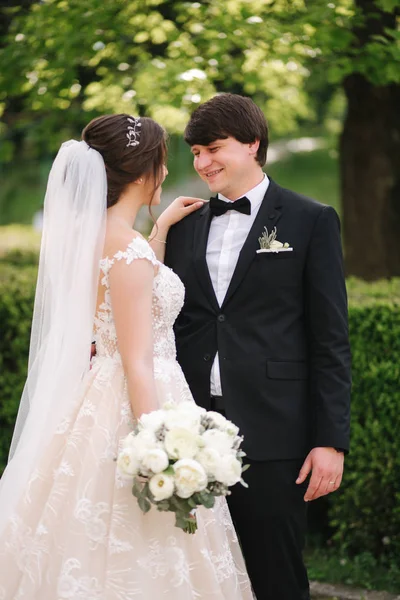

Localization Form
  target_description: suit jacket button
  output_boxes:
[203,354,211,361]
[217,314,226,322]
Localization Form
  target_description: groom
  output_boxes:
[164,93,351,600]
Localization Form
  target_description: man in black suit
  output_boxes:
[164,94,351,600]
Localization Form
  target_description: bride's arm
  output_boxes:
[109,254,158,419]
[149,196,205,262]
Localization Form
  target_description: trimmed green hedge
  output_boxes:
[329,301,400,563]
[0,261,399,563]
[0,264,36,465]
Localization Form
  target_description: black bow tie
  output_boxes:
[209,196,251,217]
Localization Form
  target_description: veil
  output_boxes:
[0,140,107,536]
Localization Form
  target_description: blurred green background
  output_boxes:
[1,1,399,595]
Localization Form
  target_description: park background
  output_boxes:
[0,1,399,597]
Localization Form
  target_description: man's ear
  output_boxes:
[249,139,260,155]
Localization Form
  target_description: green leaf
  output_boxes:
[138,496,152,514]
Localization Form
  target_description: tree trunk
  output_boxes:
[340,1,400,279]
[341,77,400,279]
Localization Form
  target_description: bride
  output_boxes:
[0,114,253,599]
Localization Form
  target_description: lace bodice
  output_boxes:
[94,237,185,363]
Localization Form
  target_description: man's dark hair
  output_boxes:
[184,93,269,167]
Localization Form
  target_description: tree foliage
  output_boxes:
[1,0,397,157]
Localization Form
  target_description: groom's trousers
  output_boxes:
[212,400,310,600]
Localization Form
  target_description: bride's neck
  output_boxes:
[107,192,143,229]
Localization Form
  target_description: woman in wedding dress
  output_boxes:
[0,114,253,599]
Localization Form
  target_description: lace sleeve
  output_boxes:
[113,237,158,267]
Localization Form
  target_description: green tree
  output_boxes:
[0,0,399,277]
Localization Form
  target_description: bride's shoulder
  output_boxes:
[103,226,156,266]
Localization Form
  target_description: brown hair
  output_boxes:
[82,114,167,208]
[184,93,268,166]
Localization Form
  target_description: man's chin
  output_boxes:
[205,180,222,194]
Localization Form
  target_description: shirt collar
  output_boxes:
[218,174,269,212]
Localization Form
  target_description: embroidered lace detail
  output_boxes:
[94,237,184,371]
[137,537,191,587]
[0,237,253,599]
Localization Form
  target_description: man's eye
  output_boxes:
[210,147,219,152]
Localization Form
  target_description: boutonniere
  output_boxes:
[256,227,293,253]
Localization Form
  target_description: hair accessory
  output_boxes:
[126,116,142,148]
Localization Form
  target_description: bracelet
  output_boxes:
[151,238,167,244]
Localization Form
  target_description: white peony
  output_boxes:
[139,410,165,433]
[149,472,175,501]
[179,400,206,416]
[130,429,158,460]
[195,447,221,479]
[225,421,240,437]
[215,454,242,487]
[163,406,202,434]
[201,429,235,455]
[162,400,177,411]
[122,431,137,450]
[164,427,201,460]
[206,411,229,430]
[173,459,208,498]
[141,448,169,474]
[117,448,140,477]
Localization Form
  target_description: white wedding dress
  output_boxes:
[0,237,252,600]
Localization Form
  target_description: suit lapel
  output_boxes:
[193,203,220,312]
[221,180,283,309]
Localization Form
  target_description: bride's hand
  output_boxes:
[158,196,206,229]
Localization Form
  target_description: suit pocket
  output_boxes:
[256,251,295,261]
[266,360,308,380]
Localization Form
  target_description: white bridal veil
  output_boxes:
[0,140,107,536]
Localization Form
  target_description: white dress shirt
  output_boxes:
[207,174,270,396]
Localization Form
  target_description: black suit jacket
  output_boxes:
[165,180,351,460]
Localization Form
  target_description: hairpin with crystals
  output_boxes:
[126,116,142,148]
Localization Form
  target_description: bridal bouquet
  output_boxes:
[117,401,248,533]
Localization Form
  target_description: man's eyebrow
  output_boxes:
[191,141,221,152]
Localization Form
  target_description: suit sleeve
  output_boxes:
[164,220,183,270]
[304,205,351,451]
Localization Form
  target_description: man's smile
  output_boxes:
[204,168,223,179]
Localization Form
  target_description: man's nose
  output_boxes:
[196,152,212,171]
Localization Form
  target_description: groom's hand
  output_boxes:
[296,447,344,501]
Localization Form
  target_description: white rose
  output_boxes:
[149,472,175,501]
[117,448,139,477]
[195,447,220,479]
[164,428,201,460]
[269,240,283,250]
[139,410,164,433]
[201,429,235,455]
[141,448,169,474]
[173,459,208,498]
[215,455,242,487]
